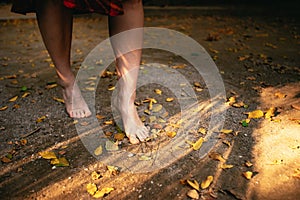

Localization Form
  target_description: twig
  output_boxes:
[21,127,41,138]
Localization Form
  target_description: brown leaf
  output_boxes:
[209,152,226,162]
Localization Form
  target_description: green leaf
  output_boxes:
[20,86,28,92]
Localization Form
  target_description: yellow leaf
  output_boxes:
[274,92,286,98]
[201,176,213,189]
[194,82,201,88]
[226,96,236,106]
[86,183,97,195]
[265,107,276,119]
[166,97,174,102]
[114,133,125,141]
[187,189,199,199]
[104,120,113,125]
[107,86,115,91]
[107,165,119,175]
[154,89,162,95]
[93,187,114,198]
[243,171,253,180]
[91,171,101,180]
[51,157,70,167]
[192,137,204,151]
[222,140,231,146]
[209,152,226,162]
[247,110,264,119]
[9,96,18,102]
[166,131,176,138]
[152,104,163,113]
[139,155,151,161]
[85,87,95,91]
[144,109,151,115]
[198,127,206,134]
[53,97,65,103]
[45,83,58,89]
[245,161,253,167]
[94,145,103,156]
[0,106,8,111]
[187,179,200,191]
[22,92,30,98]
[96,114,105,120]
[220,129,233,134]
[221,163,234,169]
[39,151,57,159]
[36,116,47,123]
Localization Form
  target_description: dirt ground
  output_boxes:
[0,3,299,200]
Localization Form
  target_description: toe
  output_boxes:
[128,135,140,144]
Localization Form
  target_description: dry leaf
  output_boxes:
[220,129,233,134]
[221,163,234,169]
[144,109,151,115]
[172,64,186,69]
[265,107,276,119]
[9,96,18,102]
[194,82,201,88]
[0,106,8,111]
[187,189,199,199]
[85,87,95,91]
[274,92,286,98]
[166,97,174,102]
[105,140,119,151]
[86,183,97,195]
[1,156,12,163]
[45,83,58,89]
[222,140,231,146]
[187,180,200,191]
[226,96,236,106]
[53,97,65,103]
[154,89,162,95]
[149,116,157,123]
[39,151,57,159]
[91,171,101,180]
[107,86,115,91]
[201,176,213,189]
[188,137,204,150]
[104,120,113,125]
[94,145,103,156]
[243,171,253,180]
[247,110,264,119]
[198,127,206,134]
[96,114,105,120]
[107,165,119,175]
[51,157,69,167]
[114,133,125,141]
[36,116,47,123]
[209,152,226,162]
[245,161,253,167]
[21,92,30,98]
[93,187,114,198]
[166,131,176,138]
[139,155,151,161]
[152,104,163,113]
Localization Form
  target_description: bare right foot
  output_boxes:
[62,82,92,118]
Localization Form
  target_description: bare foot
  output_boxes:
[62,82,92,118]
[115,94,149,144]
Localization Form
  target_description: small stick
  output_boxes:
[21,127,41,138]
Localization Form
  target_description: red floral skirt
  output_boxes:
[11,0,124,16]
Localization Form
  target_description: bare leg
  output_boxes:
[109,0,149,144]
[36,0,91,118]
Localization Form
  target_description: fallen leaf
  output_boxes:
[114,133,125,141]
[13,104,20,109]
[86,183,97,195]
[152,104,163,113]
[201,176,213,189]
[222,140,231,146]
[139,155,151,161]
[149,116,157,123]
[241,119,251,127]
[36,116,47,123]
[51,157,70,167]
[45,83,58,89]
[166,97,174,102]
[265,107,276,119]
[245,161,253,167]
[107,86,115,91]
[243,171,253,180]
[187,189,199,199]
[198,127,206,134]
[21,92,30,98]
[166,131,176,138]
[191,137,204,150]
[20,86,28,92]
[20,139,27,145]
[226,96,236,106]
[85,87,95,91]
[94,145,103,156]
[246,110,264,119]
[221,163,234,169]
[9,96,18,102]
[144,109,151,115]
[107,165,119,175]
[220,129,233,134]
[104,120,113,125]
[53,97,65,103]
[209,152,226,162]
[171,64,186,69]
[154,89,162,95]
[96,114,105,120]
[39,151,57,159]
[93,187,114,198]
[274,92,286,98]
[0,106,8,111]
[91,171,101,180]
[105,140,119,151]
[1,156,12,163]
[187,179,200,191]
